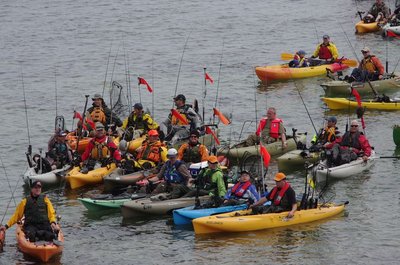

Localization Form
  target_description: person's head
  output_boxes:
[167,148,178,162]
[274,172,287,188]
[174,94,186,107]
[361,47,371,58]
[376,0,383,5]
[350,120,360,133]
[56,130,67,142]
[239,170,251,183]
[297,50,306,58]
[95,122,105,137]
[92,93,104,107]
[266,107,277,120]
[189,130,200,145]
[147,129,159,142]
[133,103,143,115]
[207,155,219,169]
[326,116,337,127]
[322,35,330,45]
[31,180,42,196]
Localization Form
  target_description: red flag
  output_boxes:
[213,108,231,125]
[205,73,214,84]
[205,126,220,145]
[138,77,153,93]
[84,117,96,130]
[260,144,271,167]
[171,109,189,125]
[73,111,83,120]
[387,30,400,38]
[351,87,366,129]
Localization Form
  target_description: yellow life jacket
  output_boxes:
[91,107,106,124]
[361,56,377,73]
[90,137,111,160]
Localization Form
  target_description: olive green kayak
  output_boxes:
[393,125,400,146]
[217,133,306,160]
[78,193,146,211]
[321,74,400,97]
[277,149,321,171]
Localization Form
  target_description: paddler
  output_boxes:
[310,35,339,65]
[134,129,167,170]
[310,116,341,151]
[222,170,260,206]
[288,50,308,68]
[250,172,297,218]
[87,93,122,131]
[363,0,390,23]
[177,130,209,165]
[0,181,60,242]
[349,47,384,82]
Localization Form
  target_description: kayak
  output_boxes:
[393,125,400,146]
[312,150,376,184]
[23,165,71,186]
[121,195,210,219]
[277,149,320,171]
[66,163,117,189]
[114,136,145,154]
[16,224,64,262]
[322,97,400,110]
[218,133,307,160]
[103,168,154,192]
[173,204,248,225]
[66,132,92,154]
[381,23,400,36]
[78,193,146,211]
[255,63,349,82]
[192,203,346,234]
[321,75,400,97]
[355,21,380,33]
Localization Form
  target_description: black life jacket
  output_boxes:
[340,131,361,150]
[24,194,49,225]
[182,143,202,163]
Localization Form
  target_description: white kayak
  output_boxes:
[382,23,400,36]
[312,150,376,183]
[23,165,71,186]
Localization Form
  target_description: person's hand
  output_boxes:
[51,223,60,232]
[287,210,295,218]
[378,75,383,80]
[362,155,368,162]
[223,199,228,204]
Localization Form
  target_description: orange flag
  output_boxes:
[171,109,189,125]
[260,144,271,167]
[213,108,231,125]
[205,126,220,145]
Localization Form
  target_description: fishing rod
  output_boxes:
[55,67,58,117]
[127,53,132,113]
[172,29,193,107]
[21,67,33,167]
[75,95,90,153]
[202,67,207,122]
[102,41,113,98]
[0,156,16,207]
[213,39,225,124]
[123,40,130,113]
[391,55,400,76]
[151,57,155,118]
[109,45,120,104]
[294,81,318,135]
[313,22,320,45]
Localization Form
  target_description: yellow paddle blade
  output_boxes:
[281,53,294,61]
[341,59,358,67]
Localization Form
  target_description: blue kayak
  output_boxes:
[173,204,248,225]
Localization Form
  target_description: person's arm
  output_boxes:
[330,44,339,60]
[248,185,261,202]
[279,123,287,148]
[108,141,122,162]
[312,44,320,58]
[359,135,372,159]
[160,147,168,162]
[177,163,193,185]
[255,119,266,136]
[200,145,209,162]
[121,117,129,130]
[44,196,57,224]
[5,199,27,229]
[156,164,167,180]
[224,187,232,200]
[251,196,268,207]
[372,57,385,76]
[286,188,297,218]
[144,114,159,130]
[177,144,187,161]
[213,171,227,197]
[80,140,94,162]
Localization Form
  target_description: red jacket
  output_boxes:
[81,136,121,162]
[325,132,372,157]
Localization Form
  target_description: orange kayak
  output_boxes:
[16,224,64,262]
[355,21,379,33]
[255,63,348,82]
[66,132,92,154]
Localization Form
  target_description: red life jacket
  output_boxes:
[256,118,283,139]
[318,45,333,60]
[268,182,290,206]
[230,181,252,198]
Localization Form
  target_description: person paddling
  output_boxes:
[289,50,308,68]
[310,35,339,65]
[222,170,260,206]
[0,181,60,242]
[250,173,297,218]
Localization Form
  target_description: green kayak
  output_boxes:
[217,133,306,160]
[78,193,146,211]
[276,149,320,171]
[321,74,400,97]
[393,125,400,146]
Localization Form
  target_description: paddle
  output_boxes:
[280,53,358,67]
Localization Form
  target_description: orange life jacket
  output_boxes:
[268,182,290,206]
[361,56,378,73]
[318,45,333,60]
[90,137,112,160]
[257,118,283,139]
[230,181,252,198]
[136,141,163,163]
[90,107,106,124]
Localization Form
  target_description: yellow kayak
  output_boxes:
[114,136,146,154]
[255,63,348,82]
[355,21,380,33]
[322,97,400,110]
[66,164,117,189]
[193,203,345,234]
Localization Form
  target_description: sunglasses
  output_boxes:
[362,51,369,54]
[33,185,42,188]
[351,125,358,127]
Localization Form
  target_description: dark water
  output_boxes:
[1,0,400,264]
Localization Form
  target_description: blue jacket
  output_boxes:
[224,182,260,203]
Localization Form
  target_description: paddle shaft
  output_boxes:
[75,95,90,152]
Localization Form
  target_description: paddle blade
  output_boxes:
[205,126,220,145]
[171,109,189,125]
[213,108,231,125]
[260,144,271,167]
[341,59,358,67]
[281,53,294,61]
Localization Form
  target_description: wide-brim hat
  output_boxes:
[92,93,103,100]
